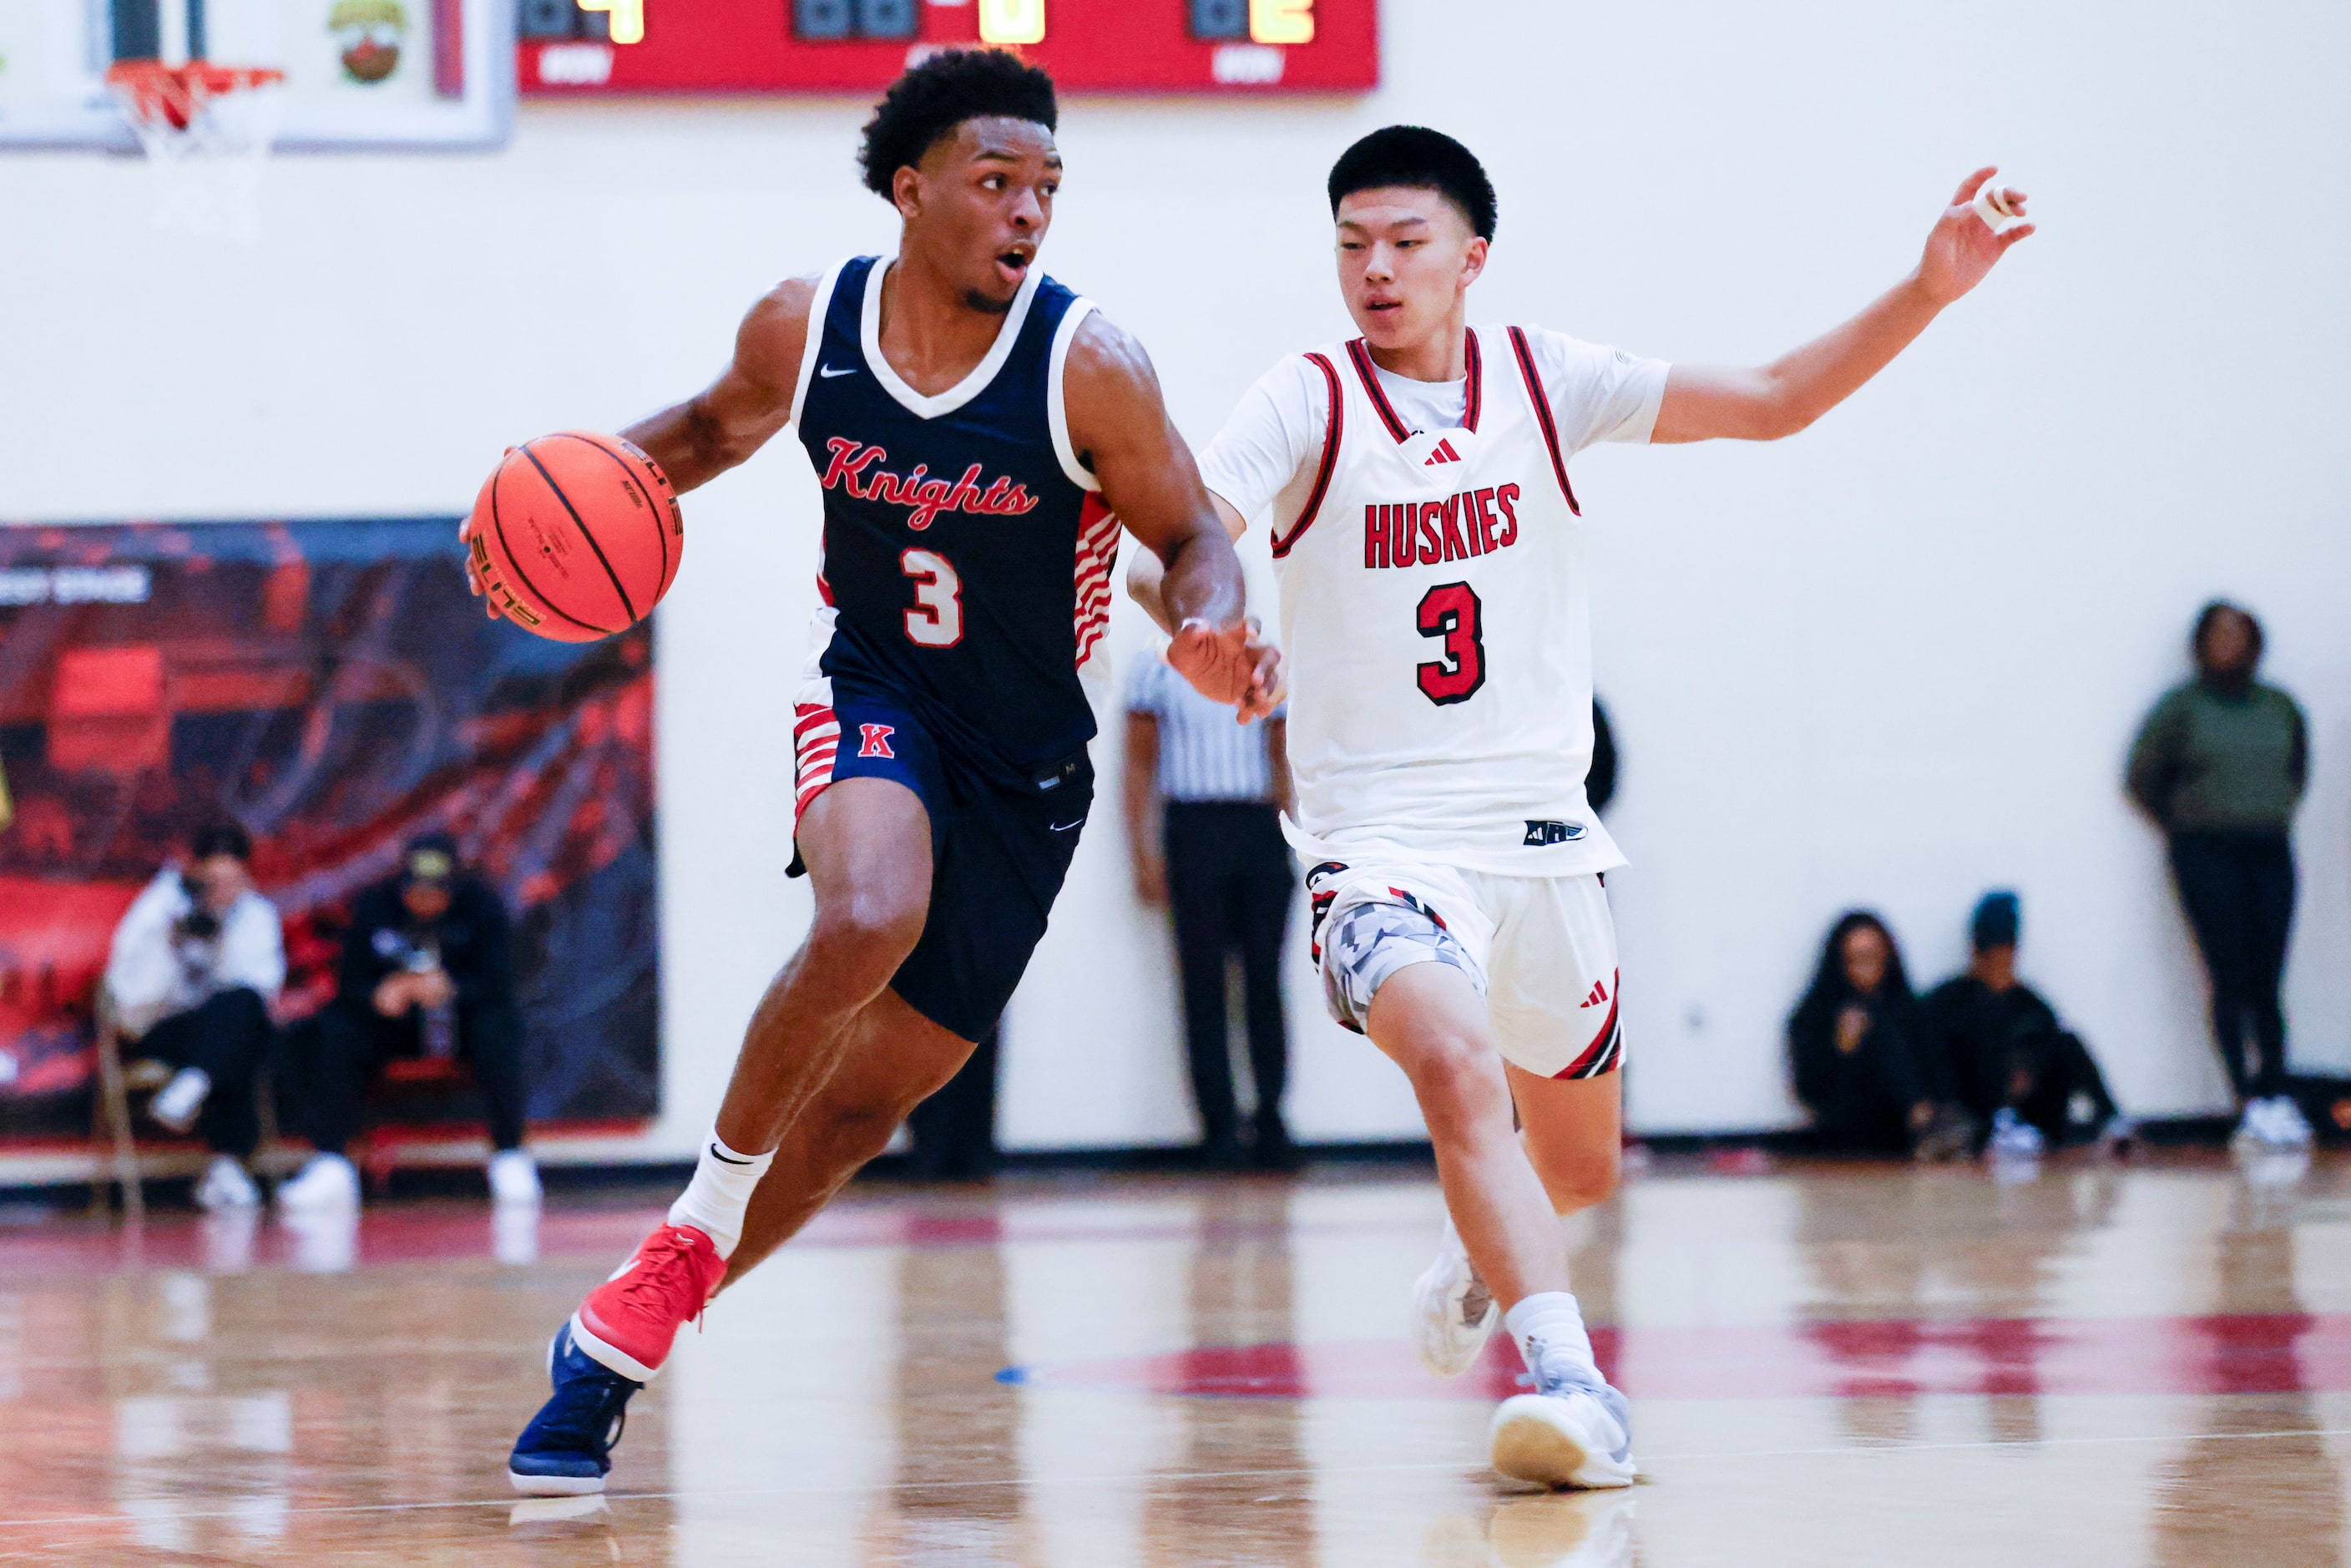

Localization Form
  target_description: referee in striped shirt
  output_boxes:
[1124,645,1297,1171]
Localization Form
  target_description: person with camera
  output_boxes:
[102,822,286,1211]
[277,833,537,1210]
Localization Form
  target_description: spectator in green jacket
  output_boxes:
[2126,601,2311,1148]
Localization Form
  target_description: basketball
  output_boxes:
[466,431,682,642]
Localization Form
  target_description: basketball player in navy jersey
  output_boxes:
[503,52,1277,1493]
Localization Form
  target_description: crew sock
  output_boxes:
[665,1134,774,1258]
[1505,1291,1595,1390]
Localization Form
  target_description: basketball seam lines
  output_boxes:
[558,432,675,599]
[489,472,614,635]
[518,440,639,626]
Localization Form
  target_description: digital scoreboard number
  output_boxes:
[521,0,1376,94]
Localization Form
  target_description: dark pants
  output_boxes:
[302,998,528,1155]
[139,987,274,1158]
[2169,830,2296,1100]
[1164,801,1293,1155]
[905,1027,999,1181]
[1810,1024,1934,1155]
[2012,1031,2120,1145]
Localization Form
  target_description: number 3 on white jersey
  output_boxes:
[901,548,963,647]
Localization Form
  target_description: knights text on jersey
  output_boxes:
[1265,328,1626,878]
[790,255,1122,782]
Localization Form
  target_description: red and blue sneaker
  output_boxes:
[508,1321,642,1495]
[569,1222,726,1382]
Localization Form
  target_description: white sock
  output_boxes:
[1505,1291,1595,1388]
[665,1134,773,1258]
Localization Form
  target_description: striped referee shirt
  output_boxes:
[1124,650,1285,804]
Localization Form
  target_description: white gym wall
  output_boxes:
[5,0,2347,1153]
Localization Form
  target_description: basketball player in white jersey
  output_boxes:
[1131,126,2032,1487]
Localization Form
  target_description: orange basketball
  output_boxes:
[466,432,683,642]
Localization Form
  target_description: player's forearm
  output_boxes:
[1757,271,1944,437]
[621,397,757,496]
[1153,524,1249,634]
[1125,549,1175,635]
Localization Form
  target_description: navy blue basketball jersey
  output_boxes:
[791,255,1121,782]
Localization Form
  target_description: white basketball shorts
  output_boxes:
[1302,856,1623,1080]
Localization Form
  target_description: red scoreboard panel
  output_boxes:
[519,0,1378,96]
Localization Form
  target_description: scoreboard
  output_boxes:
[519,0,1378,95]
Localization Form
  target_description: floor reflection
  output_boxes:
[0,1157,2342,1563]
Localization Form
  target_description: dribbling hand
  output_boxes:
[1918,168,2035,306]
[1168,617,1285,723]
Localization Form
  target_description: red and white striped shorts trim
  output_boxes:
[793,702,842,820]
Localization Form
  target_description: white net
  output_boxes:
[106,65,288,243]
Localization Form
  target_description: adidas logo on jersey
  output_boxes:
[1522,819,1586,847]
[1582,979,1610,1009]
[1363,484,1524,569]
[1423,438,1464,467]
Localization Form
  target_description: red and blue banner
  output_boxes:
[0,518,659,1140]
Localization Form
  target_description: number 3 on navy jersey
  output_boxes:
[901,548,963,647]
[1415,582,1485,705]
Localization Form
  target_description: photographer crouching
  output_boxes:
[277,834,538,1210]
[102,822,286,1211]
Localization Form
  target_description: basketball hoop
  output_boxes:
[105,61,287,241]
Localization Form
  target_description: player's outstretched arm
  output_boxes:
[1066,315,1280,720]
[620,276,821,493]
[1651,169,2035,444]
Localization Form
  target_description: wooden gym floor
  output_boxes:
[0,1150,2346,1565]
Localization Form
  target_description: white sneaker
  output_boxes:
[149,1068,212,1135]
[1412,1216,1499,1378]
[195,1154,259,1211]
[276,1152,361,1212]
[2262,1095,2313,1147]
[1490,1381,1638,1490]
[2232,1101,2270,1149]
[1986,1108,2045,1161]
[489,1149,543,1207]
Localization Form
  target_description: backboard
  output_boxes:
[0,0,513,151]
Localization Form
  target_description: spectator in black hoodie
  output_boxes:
[1923,892,2129,1158]
[1788,912,1971,1160]
[277,834,537,1210]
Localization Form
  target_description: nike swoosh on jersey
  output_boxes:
[1049,819,1084,832]
[818,364,858,378]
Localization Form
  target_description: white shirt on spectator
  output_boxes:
[104,869,286,1040]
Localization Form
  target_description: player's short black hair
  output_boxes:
[189,822,252,863]
[1327,125,1498,240]
[859,49,1059,200]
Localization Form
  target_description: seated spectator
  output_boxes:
[1924,893,2131,1157]
[1787,912,1971,1160]
[277,834,536,1210]
[102,822,284,1211]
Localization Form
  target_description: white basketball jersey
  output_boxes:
[1272,329,1624,878]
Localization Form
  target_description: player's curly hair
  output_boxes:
[858,49,1059,200]
[1327,125,1498,240]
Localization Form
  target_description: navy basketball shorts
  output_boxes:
[792,683,1092,1044]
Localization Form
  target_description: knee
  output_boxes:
[1403,1038,1508,1143]
[809,888,927,983]
[1533,1137,1620,1215]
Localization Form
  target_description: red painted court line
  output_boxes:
[1009,1314,2351,1403]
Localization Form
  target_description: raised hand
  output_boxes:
[1919,167,2035,306]
[1168,617,1285,723]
